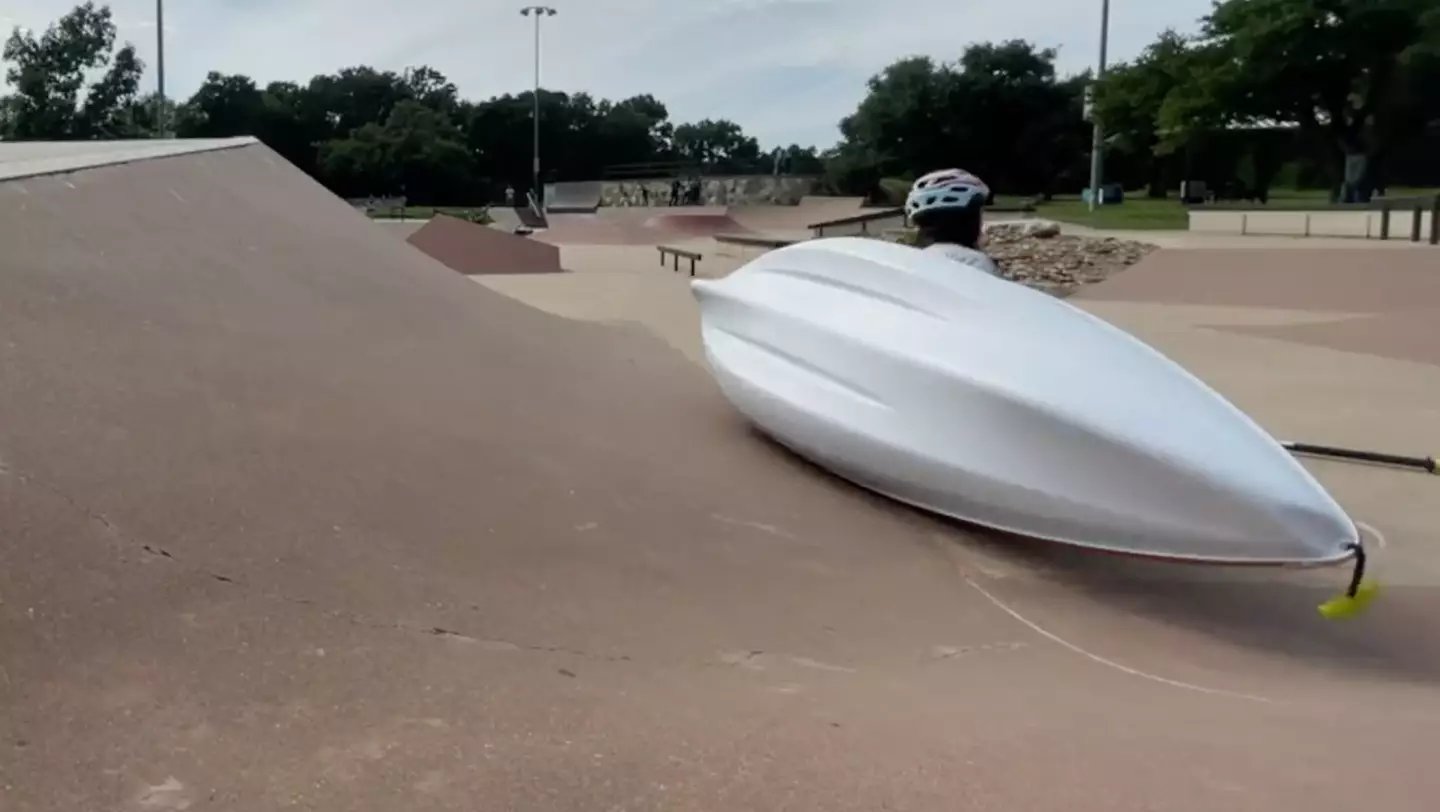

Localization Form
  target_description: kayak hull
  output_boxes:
[692,237,1359,566]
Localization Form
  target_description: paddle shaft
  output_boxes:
[1282,441,1437,474]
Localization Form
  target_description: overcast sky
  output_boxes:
[2,0,1215,148]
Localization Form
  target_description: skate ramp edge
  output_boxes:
[407,213,563,275]
[0,135,259,181]
[807,207,906,237]
[545,180,603,213]
[1077,246,1440,366]
[645,212,750,238]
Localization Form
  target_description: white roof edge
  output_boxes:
[0,136,260,182]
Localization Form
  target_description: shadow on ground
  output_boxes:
[744,426,1440,687]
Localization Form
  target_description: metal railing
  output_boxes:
[1376,195,1440,244]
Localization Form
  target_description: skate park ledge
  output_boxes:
[1189,196,1440,243]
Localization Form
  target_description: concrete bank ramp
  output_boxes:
[406,213,563,275]
[544,180,602,212]
[1,141,1435,811]
[643,211,750,238]
[728,195,867,233]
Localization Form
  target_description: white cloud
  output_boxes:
[3,0,1214,148]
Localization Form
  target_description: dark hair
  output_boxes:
[912,203,983,249]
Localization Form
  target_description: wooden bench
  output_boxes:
[657,245,702,276]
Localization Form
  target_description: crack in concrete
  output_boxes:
[15,471,122,534]
[931,641,1030,661]
[422,625,632,662]
[10,468,635,667]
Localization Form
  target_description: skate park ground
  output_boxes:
[3,139,1439,811]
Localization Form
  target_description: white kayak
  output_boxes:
[691,237,1360,566]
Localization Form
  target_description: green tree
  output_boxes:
[949,40,1089,195]
[178,72,266,137]
[7,5,802,204]
[778,144,824,175]
[671,118,763,172]
[400,66,459,113]
[1092,30,1194,196]
[838,56,950,179]
[1170,0,1440,201]
[835,43,1088,196]
[461,89,570,197]
[0,2,146,139]
[820,141,886,199]
[592,94,674,169]
[319,99,474,203]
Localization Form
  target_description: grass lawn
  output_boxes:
[1035,187,1440,231]
[1034,196,1188,230]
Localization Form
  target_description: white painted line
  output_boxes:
[958,568,1275,704]
[1356,520,1387,550]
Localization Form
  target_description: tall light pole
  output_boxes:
[519,6,556,207]
[155,0,167,138]
[1086,0,1110,211]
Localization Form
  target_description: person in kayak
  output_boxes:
[904,168,1001,276]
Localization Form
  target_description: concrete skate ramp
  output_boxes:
[406,213,562,275]
[1077,247,1440,366]
[373,218,424,239]
[644,212,750,238]
[534,212,657,245]
[536,209,748,246]
[729,195,868,233]
[544,180,602,213]
[4,143,1440,811]
[597,204,729,220]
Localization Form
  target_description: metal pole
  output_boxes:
[520,7,555,208]
[1282,441,1437,475]
[155,0,166,137]
[1087,0,1110,212]
[532,11,540,205]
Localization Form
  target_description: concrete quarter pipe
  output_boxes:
[1,140,1438,811]
[536,208,749,246]
[406,213,563,275]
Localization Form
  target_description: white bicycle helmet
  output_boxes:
[905,168,990,220]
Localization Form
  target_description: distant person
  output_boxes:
[641,185,650,205]
[669,179,681,206]
[688,178,701,205]
[904,168,1001,277]
[504,185,515,206]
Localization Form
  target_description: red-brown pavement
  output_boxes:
[2,142,1438,811]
